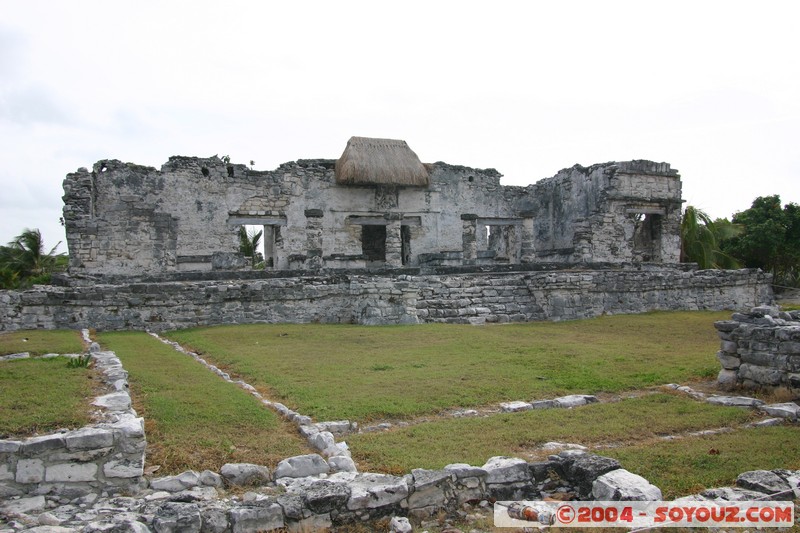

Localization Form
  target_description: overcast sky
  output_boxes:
[1,0,798,254]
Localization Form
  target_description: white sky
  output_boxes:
[1,0,798,254]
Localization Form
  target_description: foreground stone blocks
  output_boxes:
[0,346,146,499]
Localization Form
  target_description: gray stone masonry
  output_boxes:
[61,154,683,277]
[715,305,800,392]
[2,455,798,531]
[0,266,772,332]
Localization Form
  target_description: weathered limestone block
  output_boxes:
[307,420,355,436]
[716,351,741,370]
[302,479,351,514]
[0,495,47,515]
[66,428,115,451]
[153,502,202,533]
[328,472,409,511]
[482,456,534,499]
[0,440,22,454]
[273,454,330,479]
[45,463,98,483]
[736,470,795,499]
[199,470,224,487]
[761,402,800,420]
[102,455,145,479]
[328,456,357,473]
[554,394,598,408]
[21,435,65,455]
[564,454,621,497]
[407,468,455,512]
[92,392,132,412]
[16,458,46,484]
[738,363,783,386]
[150,471,200,492]
[592,469,662,501]
[705,395,764,408]
[500,401,532,413]
[230,503,284,532]
[443,463,487,503]
[390,516,413,533]
[200,505,229,533]
[309,432,336,452]
[220,464,271,487]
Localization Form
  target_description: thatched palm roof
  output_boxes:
[335,136,430,187]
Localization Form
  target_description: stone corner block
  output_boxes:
[65,427,115,451]
[273,454,330,479]
[482,456,530,485]
[220,463,271,487]
[592,469,662,501]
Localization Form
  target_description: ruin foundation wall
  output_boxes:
[0,267,772,332]
[715,305,800,392]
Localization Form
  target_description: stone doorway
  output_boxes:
[361,225,387,263]
[401,225,411,266]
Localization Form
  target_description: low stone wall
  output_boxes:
[715,305,800,392]
[0,343,146,500]
[0,266,772,332]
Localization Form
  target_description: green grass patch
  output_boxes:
[97,331,309,474]
[346,394,756,475]
[0,357,94,438]
[0,329,84,356]
[165,311,729,422]
[604,425,800,499]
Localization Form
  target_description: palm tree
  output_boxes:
[0,228,63,287]
[238,226,263,268]
[680,207,741,269]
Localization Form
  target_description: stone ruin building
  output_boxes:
[0,137,773,331]
[62,137,682,276]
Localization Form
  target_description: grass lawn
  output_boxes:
[0,329,92,438]
[165,311,729,422]
[97,331,310,474]
[0,329,84,356]
[345,393,757,475]
[603,425,800,499]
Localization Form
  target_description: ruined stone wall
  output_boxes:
[715,305,800,392]
[62,156,683,277]
[522,161,682,263]
[0,268,771,332]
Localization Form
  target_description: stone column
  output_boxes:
[304,209,324,269]
[660,205,682,263]
[520,215,535,263]
[461,214,478,265]
[263,225,276,268]
[384,214,403,268]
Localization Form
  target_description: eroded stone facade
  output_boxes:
[62,154,682,277]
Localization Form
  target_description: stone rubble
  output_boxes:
[2,454,798,532]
